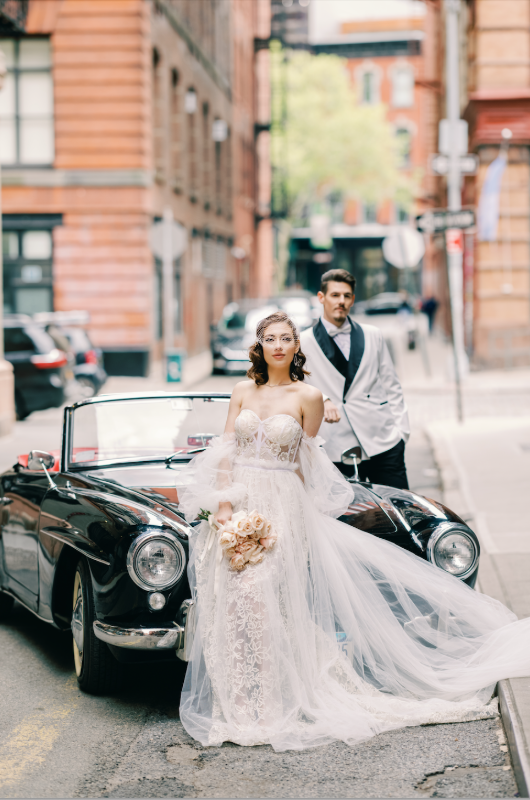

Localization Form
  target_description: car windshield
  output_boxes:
[69,395,230,466]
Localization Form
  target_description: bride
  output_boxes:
[178,311,530,752]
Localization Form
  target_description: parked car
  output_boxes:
[3,315,68,419]
[271,293,314,332]
[34,312,107,398]
[353,292,429,361]
[0,392,479,695]
[211,300,278,374]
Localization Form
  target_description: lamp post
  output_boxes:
[0,46,14,437]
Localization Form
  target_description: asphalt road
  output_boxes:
[0,373,521,798]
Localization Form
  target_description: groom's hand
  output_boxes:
[323,399,341,423]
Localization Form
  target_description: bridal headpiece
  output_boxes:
[255,311,299,345]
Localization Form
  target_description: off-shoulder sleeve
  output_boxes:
[297,433,355,518]
[175,433,247,520]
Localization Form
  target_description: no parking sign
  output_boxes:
[166,349,186,383]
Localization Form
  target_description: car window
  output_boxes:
[4,327,36,353]
[63,327,91,352]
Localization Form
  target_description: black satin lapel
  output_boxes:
[343,320,365,399]
[313,319,348,378]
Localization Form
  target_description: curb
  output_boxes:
[499,680,530,798]
[424,423,530,798]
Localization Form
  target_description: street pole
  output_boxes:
[162,207,175,357]
[445,0,466,422]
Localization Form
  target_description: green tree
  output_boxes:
[272,48,414,221]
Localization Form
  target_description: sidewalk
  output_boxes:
[426,413,530,798]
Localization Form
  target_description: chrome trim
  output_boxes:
[126,530,186,591]
[93,620,184,650]
[40,528,111,565]
[0,590,54,625]
[426,522,479,580]
[176,599,196,661]
[69,391,231,410]
[92,598,196,657]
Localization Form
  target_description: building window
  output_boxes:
[170,67,182,193]
[362,203,378,223]
[3,228,53,314]
[0,38,54,165]
[362,70,377,104]
[392,66,414,108]
[395,127,412,168]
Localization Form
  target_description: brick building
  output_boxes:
[0,0,271,378]
[464,0,530,366]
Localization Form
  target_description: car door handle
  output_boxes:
[0,498,13,506]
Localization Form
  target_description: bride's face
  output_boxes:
[261,322,298,370]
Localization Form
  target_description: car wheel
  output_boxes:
[72,558,122,695]
[0,591,14,620]
[76,376,98,398]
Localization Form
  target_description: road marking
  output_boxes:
[0,676,78,790]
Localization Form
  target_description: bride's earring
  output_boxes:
[293,352,301,367]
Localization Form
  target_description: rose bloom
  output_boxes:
[219,530,238,550]
[248,510,266,532]
[237,541,261,558]
[248,529,261,541]
[230,553,246,571]
[231,511,247,533]
[263,521,272,536]
[241,518,254,535]
[260,533,277,550]
[248,550,264,565]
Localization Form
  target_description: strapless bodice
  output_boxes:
[234,409,303,470]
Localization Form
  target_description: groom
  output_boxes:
[300,269,410,489]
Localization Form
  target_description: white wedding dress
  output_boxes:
[177,410,530,752]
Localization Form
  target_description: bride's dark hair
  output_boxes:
[247,311,310,386]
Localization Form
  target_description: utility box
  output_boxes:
[166,349,186,383]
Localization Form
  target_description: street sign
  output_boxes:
[382,226,425,269]
[416,208,475,234]
[438,119,468,155]
[430,153,479,176]
[446,228,463,255]
[150,219,188,261]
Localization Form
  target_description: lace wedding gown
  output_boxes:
[177,410,530,751]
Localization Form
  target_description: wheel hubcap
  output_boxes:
[72,571,84,675]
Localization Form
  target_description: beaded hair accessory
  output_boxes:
[255,311,300,345]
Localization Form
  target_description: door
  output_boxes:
[1,470,48,605]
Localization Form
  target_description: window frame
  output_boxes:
[391,65,414,109]
[2,228,54,315]
[0,36,55,167]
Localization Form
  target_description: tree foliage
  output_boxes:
[276,50,414,218]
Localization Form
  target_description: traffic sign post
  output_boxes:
[430,153,478,176]
[416,208,475,234]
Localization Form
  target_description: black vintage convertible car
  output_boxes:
[0,392,479,695]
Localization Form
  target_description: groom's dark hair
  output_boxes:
[320,269,356,295]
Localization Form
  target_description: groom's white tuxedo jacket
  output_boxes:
[300,318,410,462]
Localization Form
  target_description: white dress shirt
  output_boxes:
[321,316,351,360]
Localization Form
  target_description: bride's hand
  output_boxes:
[216,502,233,527]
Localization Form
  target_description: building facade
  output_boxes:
[464,0,530,366]
[0,0,271,378]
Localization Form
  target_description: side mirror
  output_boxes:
[341,446,362,482]
[27,450,55,471]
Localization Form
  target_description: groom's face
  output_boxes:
[318,282,355,326]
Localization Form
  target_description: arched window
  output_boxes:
[392,66,414,108]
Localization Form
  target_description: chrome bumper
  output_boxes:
[93,599,195,661]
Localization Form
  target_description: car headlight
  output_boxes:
[427,524,478,578]
[127,531,185,590]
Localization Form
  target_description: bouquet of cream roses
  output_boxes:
[212,509,277,571]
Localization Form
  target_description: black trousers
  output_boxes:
[334,439,409,490]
